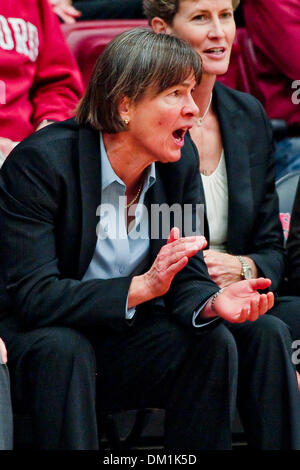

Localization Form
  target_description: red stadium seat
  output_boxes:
[62,19,148,39]
[63,22,149,87]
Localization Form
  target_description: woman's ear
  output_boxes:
[118,96,131,123]
[151,17,172,34]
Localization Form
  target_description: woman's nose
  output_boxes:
[182,95,199,117]
[207,18,226,39]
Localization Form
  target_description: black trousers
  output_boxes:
[2,313,237,450]
[226,314,300,449]
[270,295,300,341]
[73,0,144,20]
[2,309,300,450]
[0,364,13,449]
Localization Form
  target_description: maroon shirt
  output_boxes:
[243,0,300,130]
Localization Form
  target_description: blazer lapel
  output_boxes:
[146,167,169,264]
[77,125,102,279]
[213,83,254,253]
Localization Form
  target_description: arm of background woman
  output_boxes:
[243,101,286,291]
[205,98,285,291]
[203,250,258,288]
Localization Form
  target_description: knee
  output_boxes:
[199,323,238,364]
[208,322,237,349]
[29,327,96,371]
[247,315,292,347]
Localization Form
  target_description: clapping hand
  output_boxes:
[128,227,207,308]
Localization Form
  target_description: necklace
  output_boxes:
[125,182,143,208]
[196,93,213,127]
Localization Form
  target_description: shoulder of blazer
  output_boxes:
[214,81,273,145]
[214,81,267,120]
[4,118,98,172]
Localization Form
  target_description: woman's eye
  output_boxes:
[192,14,206,21]
[171,90,179,97]
[221,11,233,19]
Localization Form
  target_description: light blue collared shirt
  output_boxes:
[82,133,156,319]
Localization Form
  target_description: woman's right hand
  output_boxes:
[128,228,207,308]
[0,338,7,364]
[0,137,18,159]
[49,0,81,24]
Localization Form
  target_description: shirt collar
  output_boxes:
[100,132,124,190]
[100,132,156,192]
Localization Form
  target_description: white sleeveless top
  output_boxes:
[201,150,228,253]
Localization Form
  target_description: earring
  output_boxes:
[124,118,129,126]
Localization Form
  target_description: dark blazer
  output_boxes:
[0,119,219,332]
[184,82,285,292]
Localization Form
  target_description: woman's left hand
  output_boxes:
[203,249,257,288]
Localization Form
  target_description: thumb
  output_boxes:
[248,277,272,291]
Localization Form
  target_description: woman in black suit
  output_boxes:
[0,28,275,450]
[145,0,300,449]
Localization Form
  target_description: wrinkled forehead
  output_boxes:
[177,0,235,11]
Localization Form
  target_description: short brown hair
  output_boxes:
[76,28,202,133]
[143,0,241,26]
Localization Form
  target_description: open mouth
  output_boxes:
[204,47,226,55]
[172,128,188,145]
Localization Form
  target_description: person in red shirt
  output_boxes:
[243,0,300,179]
[0,0,84,161]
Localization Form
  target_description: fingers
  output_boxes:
[166,256,189,278]
[248,297,260,321]
[167,227,180,244]
[257,294,268,316]
[267,292,274,310]
[234,306,248,323]
[167,248,201,265]
[237,292,273,323]
[248,277,272,291]
[167,235,207,251]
